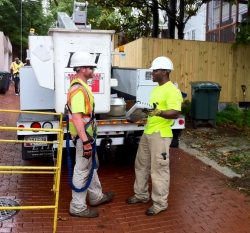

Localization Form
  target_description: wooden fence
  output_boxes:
[112,38,250,103]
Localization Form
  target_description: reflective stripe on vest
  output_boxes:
[67,80,93,136]
[10,62,23,74]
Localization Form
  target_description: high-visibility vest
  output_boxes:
[67,80,96,137]
[10,62,24,74]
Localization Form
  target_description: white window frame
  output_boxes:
[191,29,195,40]
[185,29,196,40]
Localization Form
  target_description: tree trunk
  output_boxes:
[177,0,185,39]
[168,0,176,39]
[151,0,159,38]
[177,23,185,39]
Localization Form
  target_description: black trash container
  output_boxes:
[189,81,221,128]
[6,73,11,91]
[0,71,11,94]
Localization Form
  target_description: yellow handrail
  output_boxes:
[0,109,64,233]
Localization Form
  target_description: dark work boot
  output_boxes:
[126,195,150,204]
[69,208,99,218]
[145,206,166,216]
[90,191,114,207]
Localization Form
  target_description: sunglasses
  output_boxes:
[83,66,95,70]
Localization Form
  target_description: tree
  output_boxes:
[233,17,250,46]
[91,0,209,40]
[159,0,212,39]
[167,0,176,38]
[48,0,103,28]
[48,0,75,20]
[92,0,154,40]
[0,0,54,60]
[151,0,159,38]
[0,0,21,46]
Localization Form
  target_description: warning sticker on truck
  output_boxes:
[64,73,105,94]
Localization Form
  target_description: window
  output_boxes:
[214,0,220,7]
[241,12,248,21]
[202,25,206,40]
[214,0,224,7]
[184,31,190,40]
[221,18,233,27]
[191,30,195,40]
[185,29,195,40]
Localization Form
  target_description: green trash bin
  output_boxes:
[0,71,11,94]
[189,81,221,128]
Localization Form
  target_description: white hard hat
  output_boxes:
[149,56,174,70]
[70,51,97,67]
[26,58,30,60]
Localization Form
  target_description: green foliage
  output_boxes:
[89,2,152,42]
[87,4,102,29]
[210,152,217,157]
[49,0,74,21]
[181,100,191,117]
[229,155,241,163]
[230,142,239,147]
[216,103,250,140]
[91,0,211,40]
[233,17,250,46]
[0,0,54,60]
[0,0,20,45]
[216,103,245,127]
[91,8,121,31]
[244,107,250,127]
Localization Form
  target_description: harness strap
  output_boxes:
[67,81,92,116]
[66,81,96,138]
[66,81,97,193]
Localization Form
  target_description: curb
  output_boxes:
[179,142,241,178]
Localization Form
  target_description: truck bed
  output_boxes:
[17,112,60,122]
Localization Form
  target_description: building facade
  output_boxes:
[206,0,249,42]
[0,32,12,72]
[184,4,207,41]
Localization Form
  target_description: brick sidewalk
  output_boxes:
[0,84,250,233]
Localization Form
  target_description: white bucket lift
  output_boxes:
[57,1,91,29]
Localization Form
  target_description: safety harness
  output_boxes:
[65,82,98,193]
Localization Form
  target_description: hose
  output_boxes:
[65,115,97,192]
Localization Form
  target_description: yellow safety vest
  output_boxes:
[67,80,96,137]
[10,62,24,74]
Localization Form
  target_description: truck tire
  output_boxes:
[170,129,182,148]
[97,145,110,163]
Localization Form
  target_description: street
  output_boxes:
[0,84,250,233]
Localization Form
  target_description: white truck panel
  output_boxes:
[112,68,156,103]
[20,67,55,110]
[48,28,115,114]
[29,36,54,90]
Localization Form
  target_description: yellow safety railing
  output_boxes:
[0,109,64,233]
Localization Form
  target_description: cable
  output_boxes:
[65,115,98,193]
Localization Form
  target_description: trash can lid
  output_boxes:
[0,71,10,74]
[189,81,221,90]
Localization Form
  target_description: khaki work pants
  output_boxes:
[134,132,172,210]
[70,138,104,213]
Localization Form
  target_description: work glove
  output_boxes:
[142,103,161,117]
[83,141,92,158]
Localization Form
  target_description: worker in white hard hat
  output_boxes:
[67,51,114,218]
[24,58,31,66]
[126,56,183,216]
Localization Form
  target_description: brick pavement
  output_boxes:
[0,84,250,233]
